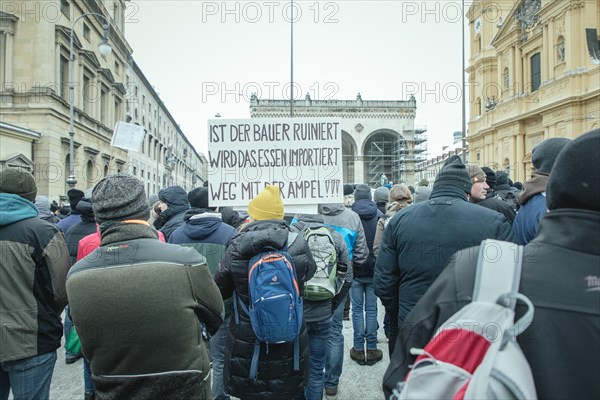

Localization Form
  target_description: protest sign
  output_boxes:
[111,122,146,152]
[208,118,343,207]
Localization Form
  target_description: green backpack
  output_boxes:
[301,224,339,301]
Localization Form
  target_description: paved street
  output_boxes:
[45,306,389,400]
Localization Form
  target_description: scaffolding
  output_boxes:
[362,126,428,186]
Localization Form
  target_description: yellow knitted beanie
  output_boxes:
[247,185,284,220]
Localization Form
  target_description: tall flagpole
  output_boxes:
[461,0,467,163]
[290,0,294,117]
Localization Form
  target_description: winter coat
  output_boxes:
[213,219,316,400]
[56,210,82,233]
[374,184,515,328]
[0,193,71,362]
[383,209,600,400]
[477,191,516,225]
[216,206,243,229]
[154,186,189,240]
[317,203,368,266]
[67,222,223,399]
[169,208,237,316]
[373,200,411,257]
[351,199,383,278]
[290,214,352,323]
[513,192,548,245]
[64,198,97,265]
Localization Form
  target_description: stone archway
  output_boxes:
[341,130,357,183]
[362,129,403,186]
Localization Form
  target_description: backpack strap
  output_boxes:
[249,341,261,381]
[285,231,298,251]
[472,239,523,310]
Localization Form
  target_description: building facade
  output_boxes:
[125,61,205,196]
[467,0,600,181]
[250,93,427,186]
[0,0,204,202]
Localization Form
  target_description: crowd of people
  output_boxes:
[0,128,598,400]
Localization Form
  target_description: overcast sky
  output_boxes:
[125,1,473,156]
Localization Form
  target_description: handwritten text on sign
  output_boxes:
[207,118,343,207]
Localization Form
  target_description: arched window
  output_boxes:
[476,98,482,116]
[476,35,482,53]
[86,160,95,188]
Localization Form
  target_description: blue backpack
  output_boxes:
[233,232,302,381]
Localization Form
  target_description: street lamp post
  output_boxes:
[67,13,112,188]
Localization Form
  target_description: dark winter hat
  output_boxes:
[481,167,497,189]
[546,129,600,212]
[532,137,572,174]
[343,184,355,196]
[67,188,85,210]
[408,186,415,194]
[433,155,472,193]
[0,168,37,202]
[514,182,523,191]
[50,200,59,213]
[92,173,150,223]
[374,186,390,202]
[354,184,372,201]
[495,171,509,186]
[188,187,209,209]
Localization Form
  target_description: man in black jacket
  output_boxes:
[374,156,514,356]
[467,165,516,224]
[383,129,600,400]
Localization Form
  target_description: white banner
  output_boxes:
[207,118,343,207]
[111,122,146,152]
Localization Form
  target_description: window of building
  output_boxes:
[100,85,108,124]
[81,23,90,41]
[59,54,69,101]
[530,52,541,92]
[133,166,137,175]
[114,61,120,76]
[476,35,482,53]
[477,98,482,116]
[556,36,565,63]
[61,0,70,19]
[477,153,481,161]
[503,67,510,90]
[114,97,122,123]
[141,169,145,181]
[82,73,91,114]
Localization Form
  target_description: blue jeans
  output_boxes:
[350,280,378,350]
[210,321,230,400]
[0,351,57,400]
[83,358,94,394]
[305,317,333,400]
[324,293,347,390]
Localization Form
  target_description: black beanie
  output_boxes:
[481,167,497,190]
[532,137,572,174]
[0,169,37,202]
[433,155,472,193]
[343,184,355,196]
[495,171,509,186]
[92,173,150,223]
[546,129,600,212]
[188,187,210,209]
[67,188,85,209]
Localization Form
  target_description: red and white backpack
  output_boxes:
[392,240,537,400]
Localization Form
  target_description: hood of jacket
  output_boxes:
[352,199,379,220]
[76,198,96,223]
[159,186,189,208]
[0,193,39,226]
[237,220,289,258]
[35,196,54,220]
[182,212,223,240]
[519,172,549,205]
[318,203,345,216]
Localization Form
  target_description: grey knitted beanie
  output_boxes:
[354,184,372,201]
[92,173,150,223]
[374,186,390,202]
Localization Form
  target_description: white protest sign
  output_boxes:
[207,118,343,207]
[111,122,146,152]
